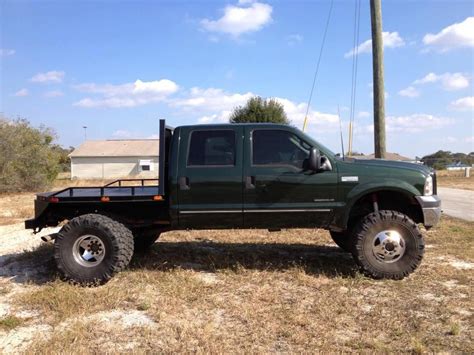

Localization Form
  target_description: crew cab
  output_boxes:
[25,120,441,284]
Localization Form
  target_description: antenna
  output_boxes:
[83,126,87,141]
[337,105,345,160]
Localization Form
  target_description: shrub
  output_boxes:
[0,117,61,192]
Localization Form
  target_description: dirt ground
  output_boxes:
[0,214,472,353]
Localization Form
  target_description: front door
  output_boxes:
[243,127,338,228]
[177,126,244,228]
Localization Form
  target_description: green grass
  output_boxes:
[0,315,23,330]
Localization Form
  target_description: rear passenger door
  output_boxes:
[177,126,244,228]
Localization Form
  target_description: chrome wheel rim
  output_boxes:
[372,230,406,263]
[72,235,106,267]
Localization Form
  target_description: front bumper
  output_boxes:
[415,195,442,228]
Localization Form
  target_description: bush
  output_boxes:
[0,117,62,192]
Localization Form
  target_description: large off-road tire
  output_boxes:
[352,210,424,280]
[329,230,353,252]
[133,228,161,252]
[54,214,134,284]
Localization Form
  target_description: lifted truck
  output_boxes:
[26,120,441,284]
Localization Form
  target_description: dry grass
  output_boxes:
[0,193,35,225]
[437,169,474,191]
[6,216,473,353]
[0,315,23,331]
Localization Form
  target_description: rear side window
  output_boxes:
[252,129,310,168]
[187,130,236,166]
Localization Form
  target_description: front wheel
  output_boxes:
[54,214,134,284]
[352,210,424,280]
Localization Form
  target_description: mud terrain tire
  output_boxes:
[352,210,424,280]
[54,214,134,284]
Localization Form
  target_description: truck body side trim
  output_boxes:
[179,209,332,214]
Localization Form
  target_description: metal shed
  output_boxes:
[69,139,159,179]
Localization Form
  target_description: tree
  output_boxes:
[0,116,62,192]
[421,150,474,170]
[229,97,289,124]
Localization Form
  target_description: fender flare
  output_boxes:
[341,180,420,227]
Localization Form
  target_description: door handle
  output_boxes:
[179,176,190,190]
[245,176,256,189]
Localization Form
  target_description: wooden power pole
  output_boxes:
[370,0,386,159]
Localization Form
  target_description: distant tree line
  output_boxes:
[0,116,72,192]
[421,150,474,170]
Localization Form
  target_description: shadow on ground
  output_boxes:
[131,241,357,277]
[0,241,357,285]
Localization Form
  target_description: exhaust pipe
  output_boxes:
[41,233,58,243]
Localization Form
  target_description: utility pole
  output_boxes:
[370,0,386,159]
[83,126,87,141]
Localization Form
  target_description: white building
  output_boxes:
[69,139,159,180]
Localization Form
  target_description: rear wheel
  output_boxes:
[54,214,134,284]
[352,210,424,280]
[329,230,352,252]
[132,228,161,252]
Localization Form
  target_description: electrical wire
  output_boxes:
[302,0,335,132]
[348,0,361,154]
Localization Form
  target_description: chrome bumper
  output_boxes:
[415,195,442,228]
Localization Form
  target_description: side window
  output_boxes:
[252,130,310,168]
[187,130,236,166]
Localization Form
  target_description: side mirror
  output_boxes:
[308,148,321,171]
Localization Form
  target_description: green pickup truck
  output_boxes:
[26,120,441,284]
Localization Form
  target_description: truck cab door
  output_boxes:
[243,127,338,228]
[176,126,244,228]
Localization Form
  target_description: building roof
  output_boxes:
[358,152,413,161]
[69,139,159,158]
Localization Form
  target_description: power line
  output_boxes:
[302,0,335,132]
[348,0,361,155]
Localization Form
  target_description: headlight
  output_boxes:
[424,175,433,196]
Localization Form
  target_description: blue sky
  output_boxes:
[1,0,473,158]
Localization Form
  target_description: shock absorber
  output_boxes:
[372,194,379,213]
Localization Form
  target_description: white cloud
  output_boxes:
[413,72,469,91]
[0,49,15,57]
[200,1,272,37]
[172,87,254,113]
[31,70,65,83]
[286,34,303,46]
[465,136,474,143]
[423,17,474,52]
[344,32,405,58]
[450,96,474,111]
[398,86,420,98]
[173,87,338,131]
[13,88,29,97]
[357,111,370,118]
[384,114,453,133]
[73,79,179,108]
[44,90,64,98]
[274,97,339,130]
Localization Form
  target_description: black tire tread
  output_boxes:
[352,210,424,280]
[54,214,134,284]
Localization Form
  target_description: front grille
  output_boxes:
[431,172,437,195]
